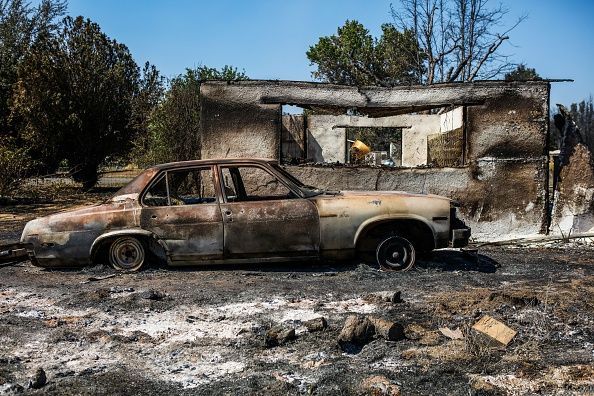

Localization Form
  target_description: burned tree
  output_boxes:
[391,0,526,84]
[550,105,594,235]
[568,97,594,155]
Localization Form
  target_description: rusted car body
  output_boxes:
[20,159,470,271]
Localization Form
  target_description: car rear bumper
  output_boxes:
[450,226,471,247]
[449,207,471,248]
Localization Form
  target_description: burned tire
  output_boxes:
[376,235,416,271]
[108,236,145,271]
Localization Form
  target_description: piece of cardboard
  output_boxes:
[471,315,517,346]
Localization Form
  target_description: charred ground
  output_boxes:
[0,196,593,395]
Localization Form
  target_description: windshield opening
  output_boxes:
[108,168,159,202]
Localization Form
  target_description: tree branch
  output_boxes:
[466,34,508,81]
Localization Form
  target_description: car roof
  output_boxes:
[150,158,278,171]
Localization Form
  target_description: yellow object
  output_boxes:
[351,140,371,157]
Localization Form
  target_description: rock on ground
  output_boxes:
[304,317,328,332]
[368,316,404,341]
[265,326,296,347]
[338,315,375,350]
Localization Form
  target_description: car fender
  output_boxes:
[89,229,170,261]
[353,214,437,246]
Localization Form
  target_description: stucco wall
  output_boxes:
[440,107,464,132]
[306,115,346,163]
[199,80,551,240]
[200,83,281,160]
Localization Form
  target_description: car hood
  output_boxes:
[338,190,450,200]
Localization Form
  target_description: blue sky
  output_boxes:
[65,0,594,107]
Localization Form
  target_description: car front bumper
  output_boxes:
[0,242,38,266]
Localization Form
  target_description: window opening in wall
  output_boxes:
[281,105,307,164]
[278,105,467,168]
[345,127,403,166]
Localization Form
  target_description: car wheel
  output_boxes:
[109,236,145,271]
[376,235,416,271]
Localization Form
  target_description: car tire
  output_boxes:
[108,236,145,271]
[376,235,416,271]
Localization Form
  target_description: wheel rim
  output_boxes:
[109,237,145,271]
[376,236,415,271]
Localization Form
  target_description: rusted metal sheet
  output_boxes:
[281,114,306,161]
[427,128,464,167]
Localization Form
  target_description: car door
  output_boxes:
[140,166,224,263]
[218,164,320,259]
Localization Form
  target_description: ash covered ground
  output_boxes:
[1,199,593,395]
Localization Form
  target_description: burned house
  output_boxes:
[199,80,590,241]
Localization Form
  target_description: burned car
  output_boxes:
[20,159,470,271]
